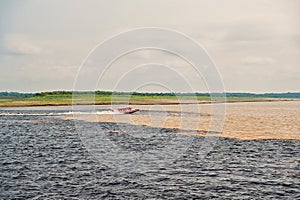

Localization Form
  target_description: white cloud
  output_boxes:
[241,57,275,65]
[3,34,42,55]
[17,64,78,81]
[0,0,299,92]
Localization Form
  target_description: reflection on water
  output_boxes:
[0,103,300,199]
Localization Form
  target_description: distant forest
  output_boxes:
[0,91,300,99]
[0,92,35,99]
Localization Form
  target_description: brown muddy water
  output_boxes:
[0,102,299,199]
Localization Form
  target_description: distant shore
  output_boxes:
[0,98,298,107]
[0,91,299,107]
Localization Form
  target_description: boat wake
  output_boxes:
[0,110,124,116]
[0,107,140,116]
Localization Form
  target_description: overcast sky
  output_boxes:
[0,0,299,93]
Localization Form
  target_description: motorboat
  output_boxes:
[112,107,139,114]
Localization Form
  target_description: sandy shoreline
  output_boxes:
[60,101,300,141]
[0,98,298,107]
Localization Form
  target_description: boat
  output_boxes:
[112,107,139,114]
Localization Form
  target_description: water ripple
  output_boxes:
[0,111,299,199]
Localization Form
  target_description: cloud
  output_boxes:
[241,56,275,65]
[17,64,78,81]
[0,0,299,92]
[2,34,42,55]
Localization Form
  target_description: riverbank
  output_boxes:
[0,97,298,107]
[1,91,299,107]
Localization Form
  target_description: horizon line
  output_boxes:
[0,90,300,95]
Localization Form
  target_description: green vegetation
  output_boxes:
[0,92,35,99]
[0,91,299,107]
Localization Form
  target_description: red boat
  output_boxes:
[113,107,139,114]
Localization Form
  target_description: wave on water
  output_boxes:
[0,110,122,116]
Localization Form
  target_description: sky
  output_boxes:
[0,0,299,93]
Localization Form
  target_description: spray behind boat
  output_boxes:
[111,107,140,114]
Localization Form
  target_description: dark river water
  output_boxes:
[0,107,299,199]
